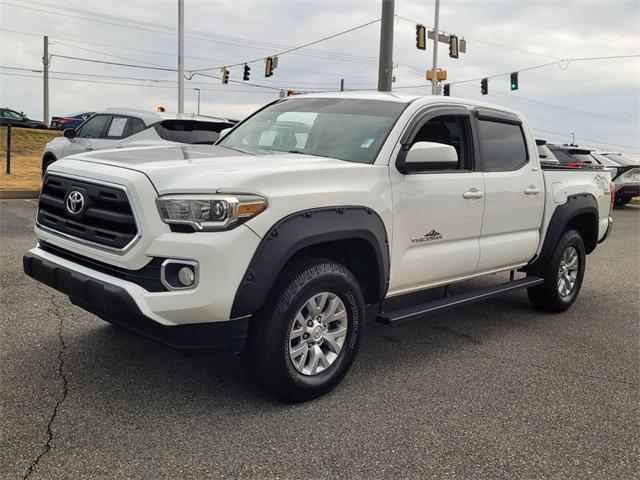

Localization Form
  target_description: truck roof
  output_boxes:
[289,91,526,119]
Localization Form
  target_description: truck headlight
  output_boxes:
[156,194,266,231]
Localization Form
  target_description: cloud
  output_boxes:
[1,0,638,152]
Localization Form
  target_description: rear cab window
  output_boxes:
[477,119,528,171]
[155,120,235,144]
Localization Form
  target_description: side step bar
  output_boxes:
[377,277,544,326]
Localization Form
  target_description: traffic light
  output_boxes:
[510,72,519,91]
[416,24,426,50]
[265,57,274,77]
[221,67,229,84]
[449,34,459,58]
[481,77,488,95]
[443,84,450,96]
[243,64,251,81]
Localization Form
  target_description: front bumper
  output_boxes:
[23,251,249,354]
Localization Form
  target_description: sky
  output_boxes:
[1,0,639,155]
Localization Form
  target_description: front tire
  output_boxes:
[243,258,365,402]
[527,229,585,313]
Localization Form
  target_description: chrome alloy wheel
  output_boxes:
[288,292,348,376]
[557,246,579,297]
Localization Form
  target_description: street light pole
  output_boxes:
[194,88,201,115]
[43,35,49,124]
[178,0,185,113]
[431,0,440,95]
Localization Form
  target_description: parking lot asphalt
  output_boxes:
[1,199,638,480]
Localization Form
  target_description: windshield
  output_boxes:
[219,98,407,164]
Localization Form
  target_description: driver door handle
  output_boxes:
[524,186,541,195]
[463,189,484,199]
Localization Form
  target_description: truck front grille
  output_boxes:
[37,175,139,251]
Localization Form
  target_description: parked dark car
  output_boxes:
[0,108,48,129]
[50,112,95,130]
[547,144,603,169]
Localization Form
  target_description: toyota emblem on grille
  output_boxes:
[65,190,85,215]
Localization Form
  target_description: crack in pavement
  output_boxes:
[432,325,483,344]
[23,284,69,480]
[431,323,637,388]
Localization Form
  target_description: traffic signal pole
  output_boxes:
[377,0,394,92]
[431,0,440,95]
[178,0,185,113]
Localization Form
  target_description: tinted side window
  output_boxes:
[130,118,147,135]
[479,120,528,171]
[409,115,471,170]
[77,115,111,139]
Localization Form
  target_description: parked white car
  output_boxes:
[42,108,237,174]
[594,151,640,206]
[25,93,614,401]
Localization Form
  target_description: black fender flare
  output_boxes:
[230,206,390,319]
[525,193,599,273]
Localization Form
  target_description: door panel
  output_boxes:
[389,172,485,295]
[475,116,544,272]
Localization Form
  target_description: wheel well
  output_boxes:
[287,238,382,304]
[565,212,598,254]
[42,152,57,168]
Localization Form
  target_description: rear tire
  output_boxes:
[527,229,585,313]
[615,197,631,207]
[243,258,365,402]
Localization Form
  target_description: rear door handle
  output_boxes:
[463,189,484,199]
[524,186,541,195]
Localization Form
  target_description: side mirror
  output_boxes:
[404,141,458,169]
[63,128,77,139]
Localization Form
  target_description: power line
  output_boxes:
[52,41,175,69]
[1,1,380,65]
[393,54,640,89]
[533,127,639,151]
[20,0,379,62]
[187,19,381,74]
[0,28,379,82]
[454,83,628,123]
[49,54,178,72]
[0,71,278,94]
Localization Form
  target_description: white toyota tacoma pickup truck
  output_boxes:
[24,93,614,401]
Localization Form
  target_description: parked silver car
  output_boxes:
[42,108,237,175]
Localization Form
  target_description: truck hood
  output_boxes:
[61,144,372,195]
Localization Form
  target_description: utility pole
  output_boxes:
[431,0,440,95]
[178,0,185,113]
[194,88,201,114]
[377,0,394,92]
[340,78,344,91]
[43,35,49,124]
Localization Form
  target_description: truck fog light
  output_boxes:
[161,260,199,290]
[178,266,195,286]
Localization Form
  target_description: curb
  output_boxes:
[0,189,40,199]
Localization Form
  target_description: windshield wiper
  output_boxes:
[287,150,331,159]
